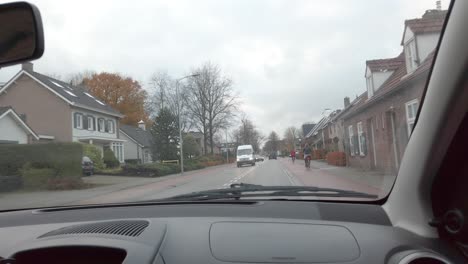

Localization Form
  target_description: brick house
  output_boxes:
[342,9,445,174]
[0,63,126,162]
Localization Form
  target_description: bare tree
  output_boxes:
[263,131,280,153]
[66,70,95,86]
[186,62,238,154]
[283,126,303,151]
[45,72,63,81]
[232,115,264,152]
[148,71,172,113]
[147,71,193,132]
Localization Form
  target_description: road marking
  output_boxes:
[281,167,302,186]
[221,165,257,188]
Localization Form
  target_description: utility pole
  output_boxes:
[175,74,200,174]
[225,129,229,164]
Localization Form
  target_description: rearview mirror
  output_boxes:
[0,2,44,67]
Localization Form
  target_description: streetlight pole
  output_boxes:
[175,73,200,175]
[225,129,229,164]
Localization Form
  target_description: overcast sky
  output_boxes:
[0,0,449,137]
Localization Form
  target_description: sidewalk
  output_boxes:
[279,158,396,198]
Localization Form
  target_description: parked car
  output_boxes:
[255,156,264,162]
[82,156,94,176]
[268,153,277,160]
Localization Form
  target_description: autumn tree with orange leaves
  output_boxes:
[84,73,149,125]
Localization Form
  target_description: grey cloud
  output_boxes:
[0,0,447,136]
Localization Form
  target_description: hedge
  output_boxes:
[21,166,56,189]
[0,176,22,192]
[0,143,84,191]
[124,159,140,165]
[326,151,346,166]
[0,143,82,177]
[312,149,325,160]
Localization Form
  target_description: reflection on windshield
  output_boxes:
[0,1,449,210]
[237,149,253,156]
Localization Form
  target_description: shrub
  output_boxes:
[82,144,104,169]
[125,159,140,165]
[95,167,124,175]
[103,148,120,168]
[47,177,86,190]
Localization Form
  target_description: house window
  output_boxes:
[382,112,385,129]
[406,99,419,136]
[87,116,94,131]
[98,118,105,132]
[74,113,83,129]
[348,125,354,156]
[111,142,124,163]
[107,120,114,133]
[357,122,366,156]
[405,39,418,72]
[366,76,373,97]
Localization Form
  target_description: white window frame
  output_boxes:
[348,125,354,156]
[108,120,114,133]
[382,112,385,129]
[111,142,124,163]
[406,99,419,137]
[357,122,365,156]
[76,113,83,129]
[98,118,105,132]
[87,116,94,131]
[366,75,374,98]
[405,38,418,72]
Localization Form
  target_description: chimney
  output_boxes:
[138,120,146,131]
[22,62,33,71]
[344,97,351,108]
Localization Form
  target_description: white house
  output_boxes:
[119,121,153,164]
[0,106,38,144]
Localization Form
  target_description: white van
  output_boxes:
[236,145,255,167]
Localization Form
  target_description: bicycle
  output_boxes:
[304,155,311,169]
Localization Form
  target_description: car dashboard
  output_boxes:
[0,201,463,264]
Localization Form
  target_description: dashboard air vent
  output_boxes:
[38,220,149,238]
[397,252,450,264]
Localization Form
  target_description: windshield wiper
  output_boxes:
[163,183,378,201]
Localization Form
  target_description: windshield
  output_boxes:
[0,0,450,210]
[237,149,253,156]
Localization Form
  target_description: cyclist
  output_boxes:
[303,143,312,168]
[290,150,296,163]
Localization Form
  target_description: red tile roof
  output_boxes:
[400,10,446,45]
[366,52,405,72]
[343,51,435,119]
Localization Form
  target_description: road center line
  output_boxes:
[222,165,257,187]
